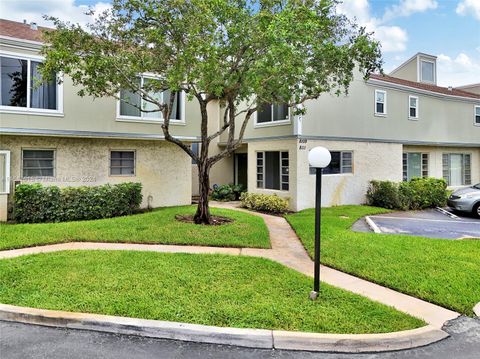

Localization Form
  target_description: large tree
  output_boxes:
[41,0,382,224]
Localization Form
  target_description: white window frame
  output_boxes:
[408,95,419,120]
[254,103,291,128]
[403,152,428,181]
[310,151,353,176]
[0,50,64,116]
[420,59,436,84]
[374,89,387,116]
[442,153,471,186]
[109,150,136,177]
[21,148,56,178]
[0,150,11,194]
[116,75,186,125]
[474,105,480,127]
[256,151,289,191]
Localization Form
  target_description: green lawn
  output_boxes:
[0,206,269,250]
[0,251,424,333]
[286,206,480,316]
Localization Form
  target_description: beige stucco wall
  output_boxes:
[389,57,418,82]
[0,194,7,221]
[246,139,298,209]
[0,42,202,140]
[403,145,480,188]
[296,139,403,210]
[0,135,191,218]
[301,77,480,146]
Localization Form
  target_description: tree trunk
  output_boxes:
[194,164,211,224]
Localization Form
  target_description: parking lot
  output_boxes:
[358,209,480,240]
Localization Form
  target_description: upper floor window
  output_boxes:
[475,105,480,126]
[119,76,182,121]
[374,90,386,115]
[403,153,428,181]
[22,149,55,177]
[420,60,435,83]
[409,96,418,119]
[0,55,57,110]
[256,103,289,125]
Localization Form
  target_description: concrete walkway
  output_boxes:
[0,202,459,328]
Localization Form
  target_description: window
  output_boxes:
[191,143,200,164]
[119,76,182,121]
[256,103,289,124]
[310,151,353,175]
[420,60,435,83]
[442,153,471,186]
[475,106,480,126]
[409,96,418,119]
[0,151,10,194]
[0,55,57,110]
[374,90,386,115]
[403,153,428,181]
[256,151,289,190]
[22,149,55,177]
[110,151,135,176]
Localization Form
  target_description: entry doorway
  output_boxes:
[234,153,248,190]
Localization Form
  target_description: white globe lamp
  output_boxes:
[308,146,331,168]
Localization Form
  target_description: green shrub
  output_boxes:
[211,184,245,201]
[399,178,447,210]
[366,178,448,210]
[14,182,142,223]
[366,181,403,209]
[240,192,289,214]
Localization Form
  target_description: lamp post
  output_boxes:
[308,146,331,300]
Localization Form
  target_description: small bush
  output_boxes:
[14,182,142,223]
[240,192,289,214]
[366,180,403,209]
[366,178,448,210]
[211,184,245,201]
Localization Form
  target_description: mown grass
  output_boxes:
[0,251,424,333]
[0,206,269,250]
[286,206,480,316]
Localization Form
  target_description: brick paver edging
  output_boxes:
[0,304,449,353]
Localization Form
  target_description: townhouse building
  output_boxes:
[1,19,479,221]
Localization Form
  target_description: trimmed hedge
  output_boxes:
[240,192,289,214]
[14,182,142,223]
[366,178,447,210]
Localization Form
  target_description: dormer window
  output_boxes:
[420,60,435,83]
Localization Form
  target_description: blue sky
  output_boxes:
[1,0,479,86]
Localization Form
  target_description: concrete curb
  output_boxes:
[474,303,480,317]
[365,216,382,233]
[0,304,449,353]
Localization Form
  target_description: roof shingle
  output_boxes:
[0,18,52,43]
[369,73,480,100]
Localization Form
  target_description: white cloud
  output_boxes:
[456,0,480,21]
[0,0,111,28]
[437,53,480,86]
[383,0,438,21]
[337,0,408,53]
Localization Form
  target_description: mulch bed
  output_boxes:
[175,215,234,226]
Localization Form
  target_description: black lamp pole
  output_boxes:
[310,167,322,300]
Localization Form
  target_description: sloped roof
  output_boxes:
[369,73,480,100]
[0,18,52,43]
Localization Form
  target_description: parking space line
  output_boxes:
[369,216,480,225]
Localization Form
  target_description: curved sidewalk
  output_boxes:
[0,202,459,328]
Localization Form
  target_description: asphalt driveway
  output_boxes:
[357,209,480,240]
